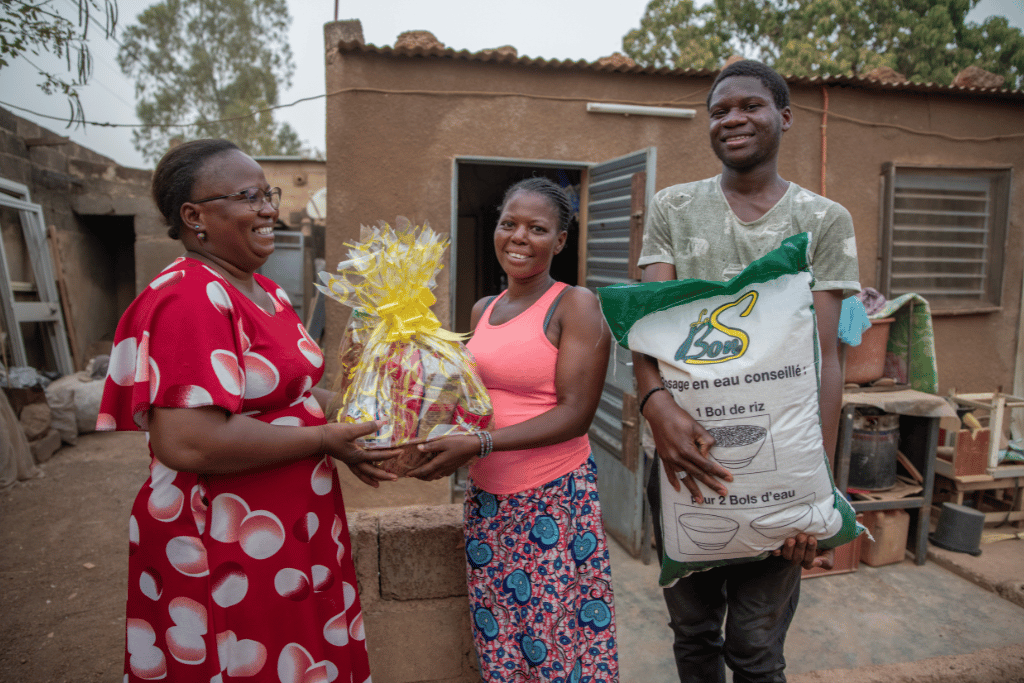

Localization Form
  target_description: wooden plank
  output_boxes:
[934,457,959,480]
[955,392,1024,404]
[988,395,1006,470]
[627,171,646,282]
[24,137,70,147]
[849,477,922,502]
[46,225,82,371]
[841,383,912,393]
[621,391,639,472]
[936,469,997,484]
[897,450,924,484]
[0,311,7,369]
[576,167,589,287]
[989,464,1024,478]
[935,473,1022,491]
[982,510,1024,523]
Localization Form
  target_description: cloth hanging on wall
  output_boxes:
[871,294,937,394]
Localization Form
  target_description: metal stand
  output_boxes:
[835,403,939,565]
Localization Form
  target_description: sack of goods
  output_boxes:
[599,233,863,585]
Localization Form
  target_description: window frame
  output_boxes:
[878,163,1012,314]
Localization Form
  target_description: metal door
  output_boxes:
[584,148,656,559]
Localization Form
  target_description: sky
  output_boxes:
[1,0,1022,170]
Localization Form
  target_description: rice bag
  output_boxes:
[598,233,863,585]
[317,219,492,475]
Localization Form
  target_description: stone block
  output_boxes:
[348,509,381,605]
[29,428,62,464]
[0,155,31,184]
[363,605,475,682]
[325,20,365,47]
[0,129,29,158]
[0,106,18,133]
[379,504,466,601]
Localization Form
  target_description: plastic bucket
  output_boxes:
[848,409,899,491]
[845,318,895,385]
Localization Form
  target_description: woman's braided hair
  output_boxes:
[151,139,240,239]
[499,177,573,232]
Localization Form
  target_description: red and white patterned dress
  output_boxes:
[98,257,371,682]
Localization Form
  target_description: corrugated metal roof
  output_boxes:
[336,40,1024,101]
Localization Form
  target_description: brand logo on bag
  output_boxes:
[675,291,758,365]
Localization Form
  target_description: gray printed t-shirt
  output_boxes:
[638,176,861,295]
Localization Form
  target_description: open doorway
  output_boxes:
[72,215,136,360]
[452,160,585,333]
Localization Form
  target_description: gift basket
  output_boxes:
[316,218,492,475]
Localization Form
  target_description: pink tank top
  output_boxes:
[466,282,592,494]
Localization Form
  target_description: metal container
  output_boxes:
[848,409,900,491]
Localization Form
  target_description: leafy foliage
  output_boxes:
[117,0,302,163]
[623,0,1024,89]
[0,0,118,125]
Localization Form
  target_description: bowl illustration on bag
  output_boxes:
[751,494,817,539]
[707,424,768,468]
[677,513,740,550]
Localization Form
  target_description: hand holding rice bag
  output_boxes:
[599,233,863,585]
[317,219,492,475]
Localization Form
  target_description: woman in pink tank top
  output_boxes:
[409,178,619,682]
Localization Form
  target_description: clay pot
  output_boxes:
[845,318,895,385]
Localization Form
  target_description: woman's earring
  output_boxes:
[194,224,206,241]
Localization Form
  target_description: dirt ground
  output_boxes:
[0,431,450,683]
[2,432,1022,682]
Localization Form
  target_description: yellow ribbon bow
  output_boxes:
[316,220,464,343]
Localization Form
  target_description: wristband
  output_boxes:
[475,430,493,458]
[639,386,668,417]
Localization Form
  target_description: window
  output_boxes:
[879,164,1011,312]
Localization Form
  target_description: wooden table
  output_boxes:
[932,468,1024,528]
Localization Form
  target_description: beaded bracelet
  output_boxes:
[639,386,668,417]
[475,430,493,458]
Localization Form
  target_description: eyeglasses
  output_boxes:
[193,186,282,212]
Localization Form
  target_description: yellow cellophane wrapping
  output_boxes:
[317,219,493,475]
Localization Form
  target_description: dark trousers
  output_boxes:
[648,457,801,683]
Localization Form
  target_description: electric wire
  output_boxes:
[4,85,1023,143]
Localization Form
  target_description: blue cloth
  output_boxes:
[838,296,871,346]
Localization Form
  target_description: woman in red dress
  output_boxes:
[98,139,396,682]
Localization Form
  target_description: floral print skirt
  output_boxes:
[464,455,619,682]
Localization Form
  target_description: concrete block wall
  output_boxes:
[349,504,479,683]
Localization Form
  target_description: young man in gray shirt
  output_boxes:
[633,60,861,683]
